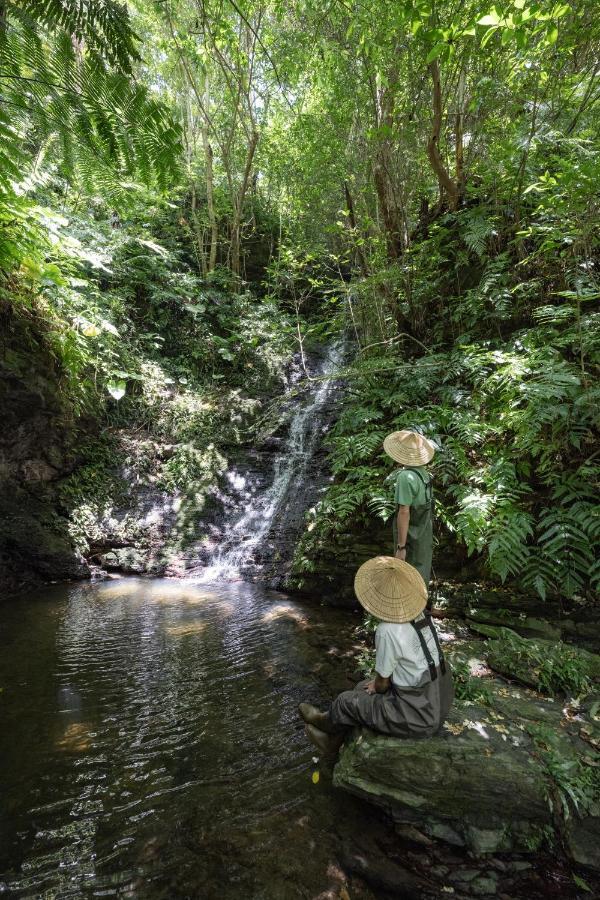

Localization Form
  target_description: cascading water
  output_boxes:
[197,343,344,581]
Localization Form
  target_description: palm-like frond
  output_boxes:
[10,0,140,73]
[0,2,181,195]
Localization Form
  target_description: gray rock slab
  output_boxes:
[333,683,600,869]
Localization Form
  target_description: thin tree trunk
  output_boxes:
[190,180,207,275]
[455,68,466,201]
[344,180,369,277]
[202,124,218,272]
[427,60,459,210]
[231,129,259,279]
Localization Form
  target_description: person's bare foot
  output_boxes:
[305,724,344,757]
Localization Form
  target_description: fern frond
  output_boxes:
[0,4,181,195]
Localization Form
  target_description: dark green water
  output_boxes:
[0,578,379,899]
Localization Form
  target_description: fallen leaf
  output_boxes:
[444,722,465,735]
[493,723,509,734]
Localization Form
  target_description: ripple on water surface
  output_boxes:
[0,578,374,899]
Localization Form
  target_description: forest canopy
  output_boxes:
[1,0,598,600]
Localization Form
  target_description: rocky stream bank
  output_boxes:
[326,617,600,898]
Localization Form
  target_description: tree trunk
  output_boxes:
[230,129,259,280]
[344,180,369,277]
[372,65,405,261]
[455,68,467,201]
[373,161,404,259]
[427,60,460,210]
[190,180,207,275]
[202,125,218,272]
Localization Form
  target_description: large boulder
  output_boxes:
[333,682,600,870]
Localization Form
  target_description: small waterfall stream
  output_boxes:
[198,343,343,581]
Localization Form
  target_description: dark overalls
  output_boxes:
[329,613,454,738]
[392,467,434,585]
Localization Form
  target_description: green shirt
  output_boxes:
[391,466,434,585]
[394,466,430,507]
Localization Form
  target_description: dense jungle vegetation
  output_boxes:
[1,0,598,602]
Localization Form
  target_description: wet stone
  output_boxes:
[448,868,484,883]
[470,874,499,895]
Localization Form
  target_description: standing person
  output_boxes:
[298,556,454,755]
[383,430,435,586]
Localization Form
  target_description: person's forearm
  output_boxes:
[374,673,391,693]
[396,506,410,548]
[365,674,391,694]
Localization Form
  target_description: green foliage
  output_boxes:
[527,723,600,820]
[158,443,227,493]
[489,630,594,696]
[450,658,493,705]
[14,1,141,71]
[292,161,599,600]
[0,3,180,196]
[356,646,376,679]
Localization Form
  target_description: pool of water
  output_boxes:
[0,578,381,899]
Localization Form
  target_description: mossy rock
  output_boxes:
[467,610,561,641]
[485,629,600,694]
[333,680,600,869]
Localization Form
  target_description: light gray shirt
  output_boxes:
[375,616,441,688]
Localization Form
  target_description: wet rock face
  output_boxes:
[0,314,89,594]
[333,682,600,871]
[85,345,345,584]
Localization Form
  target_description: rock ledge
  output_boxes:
[333,682,600,870]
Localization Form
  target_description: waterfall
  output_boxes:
[197,343,343,582]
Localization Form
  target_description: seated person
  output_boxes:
[299,556,453,755]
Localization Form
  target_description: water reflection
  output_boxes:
[0,577,374,899]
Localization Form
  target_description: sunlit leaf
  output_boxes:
[107,379,126,400]
[478,11,501,25]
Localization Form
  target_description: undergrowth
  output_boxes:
[527,723,600,821]
[488,629,595,697]
[292,198,599,602]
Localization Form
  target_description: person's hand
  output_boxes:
[395,548,406,561]
[364,680,377,695]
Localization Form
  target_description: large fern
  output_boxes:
[0,1,181,196]
[13,1,141,73]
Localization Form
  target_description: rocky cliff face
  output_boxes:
[0,307,88,593]
[86,345,345,587]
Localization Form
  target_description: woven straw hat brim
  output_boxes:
[383,431,435,466]
[354,556,427,623]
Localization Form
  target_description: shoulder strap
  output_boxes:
[405,467,433,504]
[410,612,447,679]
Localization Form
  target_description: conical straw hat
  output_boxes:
[354,556,427,623]
[383,430,435,466]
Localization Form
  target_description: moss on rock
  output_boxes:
[333,680,600,869]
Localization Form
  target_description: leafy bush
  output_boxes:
[527,724,600,820]
[292,199,600,602]
[450,658,493,705]
[488,630,594,697]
